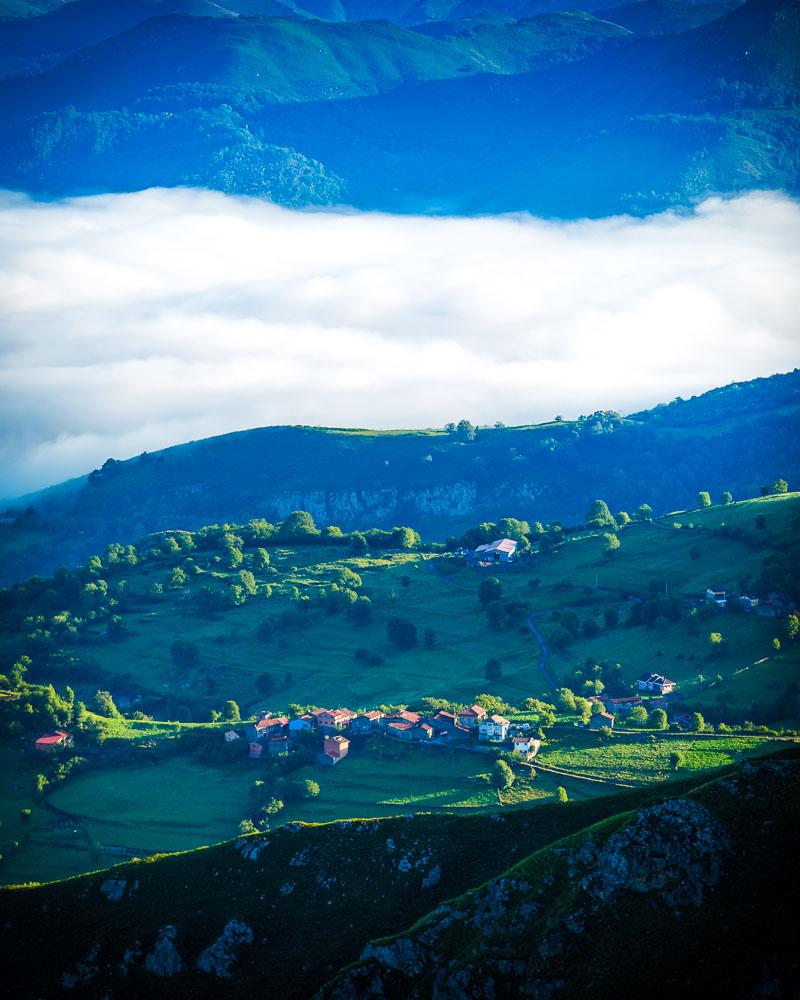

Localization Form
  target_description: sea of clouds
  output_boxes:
[1,186,798,497]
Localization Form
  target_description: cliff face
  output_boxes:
[3,370,799,582]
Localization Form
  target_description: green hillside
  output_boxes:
[0,11,628,118]
[2,369,799,583]
[2,492,797,723]
[0,488,796,885]
[3,749,797,998]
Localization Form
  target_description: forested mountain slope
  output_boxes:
[0,0,795,214]
[2,370,798,583]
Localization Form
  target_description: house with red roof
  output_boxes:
[385,720,417,741]
[321,734,350,764]
[34,730,72,752]
[349,710,385,735]
[380,710,421,730]
[317,708,357,734]
[458,705,488,729]
[428,711,470,741]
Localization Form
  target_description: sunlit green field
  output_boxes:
[538,730,782,783]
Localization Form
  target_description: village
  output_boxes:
[234,703,541,768]
[29,539,798,765]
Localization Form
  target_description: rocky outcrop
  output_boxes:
[144,925,183,977]
[197,919,254,978]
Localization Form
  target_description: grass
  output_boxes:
[538,729,782,783]
[2,739,608,885]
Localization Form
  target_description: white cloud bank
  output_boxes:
[1,187,798,497]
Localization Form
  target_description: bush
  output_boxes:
[387,617,417,650]
[478,576,502,607]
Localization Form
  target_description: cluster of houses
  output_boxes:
[238,703,540,767]
[704,587,797,618]
[584,672,681,731]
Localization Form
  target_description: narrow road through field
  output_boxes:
[423,554,557,694]
[525,614,557,692]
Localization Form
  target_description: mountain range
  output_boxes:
[0,0,797,214]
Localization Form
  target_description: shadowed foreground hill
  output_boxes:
[2,369,799,582]
[3,751,798,998]
[320,751,800,1000]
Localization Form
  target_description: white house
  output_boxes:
[478,714,510,741]
[637,673,676,695]
[474,538,518,564]
[512,735,540,756]
[706,588,727,607]
[224,730,240,743]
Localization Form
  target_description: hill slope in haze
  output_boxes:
[0,0,795,214]
[2,370,799,582]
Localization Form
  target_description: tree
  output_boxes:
[222,700,241,723]
[786,614,800,642]
[669,750,686,771]
[772,637,782,652]
[603,532,620,557]
[697,491,712,508]
[387,617,417,650]
[770,478,789,494]
[556,786,569,803]
[484,658,503,682]
[691,711,706,733]
[478,576,502,606]
[586,500,617,530]
[628,705,648,727]
[497,517,530,542]
[633,503,653,522]
[648,708,668,731]
[720,491,733,505]
[349,596,372,626]
[279,510,319,539]
[349,531,368,555]
[169,566,187,588]
[93,690,121,718]
[573,697,591,724]
[253,547,271,570]
[337,567,363,590]
[303,779,321,799]
[557,687,576,712]
[493,759,514,791]
[239,570,258,596]
[456,419,477,442]
[616,511,631,527]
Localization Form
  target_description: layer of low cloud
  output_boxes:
[1,187,798,497]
